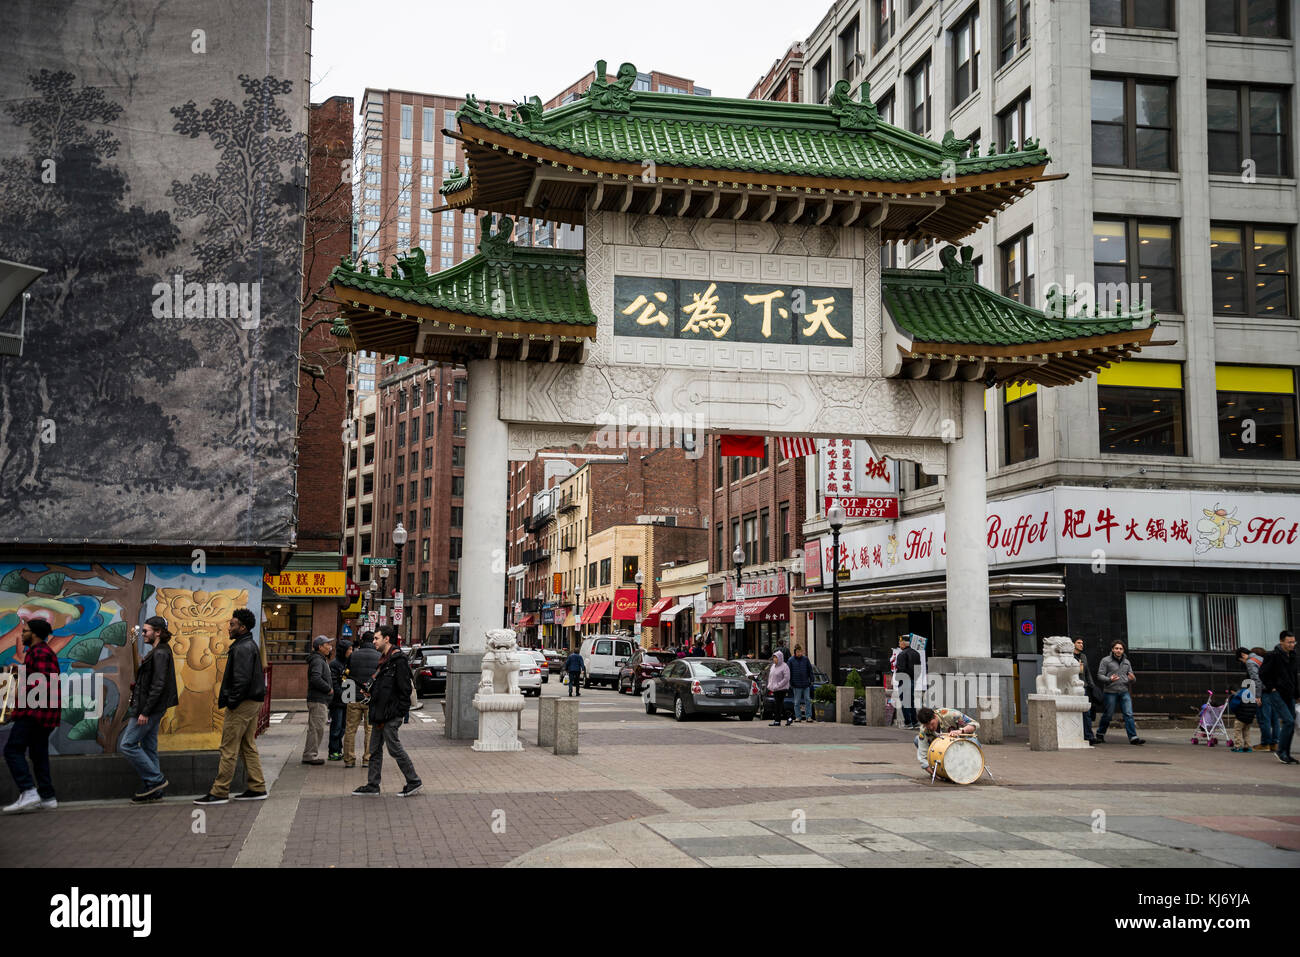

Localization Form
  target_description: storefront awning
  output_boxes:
[664,600,693,620]
[516,615,535,628]
[701,595,790,623]
[563,611,577,628]
[642,597,676,627]
[791,573,1065,614]
[579,601,610,625]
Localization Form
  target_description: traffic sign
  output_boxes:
[362,557,398,566]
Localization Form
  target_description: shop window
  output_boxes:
[1003,383,1039,464]
[261,599,313,662]
[1097,361,1186,455]
[1092,218,1179,313]
[1216,365,1298,459]
[1210,224,1292,316]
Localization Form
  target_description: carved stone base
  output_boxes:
[472,693,526,752]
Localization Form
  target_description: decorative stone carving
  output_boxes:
[507,425,595,462]
[472,628,525,753]
[1036,636,1086,697]
[476,629,522,696]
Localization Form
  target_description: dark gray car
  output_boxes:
[645,658,759,721]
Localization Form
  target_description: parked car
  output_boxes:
[617,649,676,695]
[751,660,831,719]
[580,635,637,689]
[520,648,549,683]
[518,654,543,696]
[542,648,566,674]
[838,647,889,686]
[412,645,456,698]
[644,658,760,721]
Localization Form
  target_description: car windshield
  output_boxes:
[644,652,675,665]
[425,655,447,666]
[688,660,746,678]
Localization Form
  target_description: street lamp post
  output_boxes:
[634,569,644,641]
[827,503,846,686]
[393,521,408,644]
[572,584,581,651]
[367,579,378,634]
[732,543,745,659]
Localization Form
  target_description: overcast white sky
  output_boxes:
[310,0,818,106]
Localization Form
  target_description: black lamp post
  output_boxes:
[634,569,644,641]
[732,542,745,658]
[827,503,846,685]
[392,521,408,643]
[573,584,581,651]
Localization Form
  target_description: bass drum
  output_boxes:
[926,735,984,785]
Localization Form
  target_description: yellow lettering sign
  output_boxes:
[681,283,732,338]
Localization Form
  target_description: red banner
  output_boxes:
[824,495,899,519]
[612,588,639,620]
[720,435,765,457]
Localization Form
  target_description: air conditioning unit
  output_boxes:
[635,515,677,526]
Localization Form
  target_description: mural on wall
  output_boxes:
[0,562,263,755]
[0,0,307,547]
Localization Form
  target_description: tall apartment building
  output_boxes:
[784,0,1298,712]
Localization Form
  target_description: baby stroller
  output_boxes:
[1191,690,1229,747]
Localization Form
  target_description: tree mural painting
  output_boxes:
[0,70,198,525]
[167,73,307,533]
[0,562,147,755]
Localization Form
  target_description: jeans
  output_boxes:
[3,718,54,799]
[900,674,917,727]
[328,705,346,754]
[790,686,811,720]
[1083,702,1096,741]
[566,672,582,696]
[367,720,419,788]
[119,713,165,788]
[1097,691,1138,741]
[1263,691,1295,758]
[1257,693,1277,746]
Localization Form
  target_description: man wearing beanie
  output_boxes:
[303,635,335,765]
[2,619,61,813]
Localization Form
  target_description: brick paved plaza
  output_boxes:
[4,683,1298,869]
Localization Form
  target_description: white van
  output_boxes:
[579,634,637,689]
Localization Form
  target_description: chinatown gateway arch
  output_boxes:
[328,62,1162,741]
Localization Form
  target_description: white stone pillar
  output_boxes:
[944,379,990,657]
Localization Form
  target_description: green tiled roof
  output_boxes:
[883,247,1155,346]
[440,167,470,195]
[328,224,596,328]
[455,63,1048,184]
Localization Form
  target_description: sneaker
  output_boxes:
[301,758,325,766]
[1278,752,1299,765]
[38,797,58,810]
[1094,736,1105,744]
[131,792,163,805]
[193,793,228,806]
[1269,744,1278,752]
[399,781,423,797]
[328,753,342,762]
[344,762,356,768]
[2,789,40,814]
[134,779,169,799]
[233,790,268,801]
[1130,737,1145,745]
[352,784,381,796]
[1252,743,1271,751]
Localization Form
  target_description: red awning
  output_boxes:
[700,595,790,623]
[516,615,535,627]
[579,601,610,625]
[642,597,676,627]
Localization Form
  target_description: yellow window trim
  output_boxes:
[1215,365,1295,395]
[1005,382,1038,403]
[1097,361,1183,390]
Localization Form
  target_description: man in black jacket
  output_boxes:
[302,635,334,765]
[328,639,351,760]
[895,636,922,729]
[121,616,180,803]
[1260,630,1298,765]
[353,626,422,797]
[195,608,268,805]
[1074,637,1101,746]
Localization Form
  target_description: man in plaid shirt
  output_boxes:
[3,619,62,813]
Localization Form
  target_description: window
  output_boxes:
[1097,361,1186,455]
[1091,76,1173,170]
[874,0,895,51]
[812,53,831,104]
[1093,218,1179,313]
[998,0,1031,65]
[1003,383,1039,464]
[622,555,639,583]
[395,484,403,505]
[716,523,726,570]
[1206,0,1288,37]
[1000,230,1035,304]
[1092,0,1172,28]
[396,454,404,476]
[444,109,456,129]
[1216,365,1297,460]
[1210,224,1292,316]
[361,502,373,525]
[363,473,373,495]
[364,170,380,185]
[452,445,465,467]
[1208,85,1289,178]
[839,19,861,81]
[780,504,790,557]
[421,538,430,562]
[423,477,432,498]
[452,476,464,497]
[951,8,980,106]
[450,505,463,528]
[588,562,597,589]
[906,55,931,134]
[400,104,412,139]
[422,506,431,529]
[448,571,459,594]
[875,90,895,125]
[410,418,420,443]
[1125,592,1202,650]
[600,558,612,586]
[422,174,435,189]
[998,92,1032,151]
[363,442,375,466]
[396,421,406,447]
[449,537,462,560]
[454,378,467,401]
[453,410,467,435]
[760,509,770,563]
[422,106,434,141]
[743,514,758,566]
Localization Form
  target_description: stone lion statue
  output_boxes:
[1035,635,1085,697]
[476,628,521,697]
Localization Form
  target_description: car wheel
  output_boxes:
[674,695,687,722]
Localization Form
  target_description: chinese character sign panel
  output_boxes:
[614,277,853,347]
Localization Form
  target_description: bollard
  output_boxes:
[835,686,854,725]
[975,697,1003,744]
[538,696,558,749]
[553,698,579,755]
[863,687,887,726]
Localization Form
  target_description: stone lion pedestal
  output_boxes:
[1028,635,1091,751]
[472,629,525,753]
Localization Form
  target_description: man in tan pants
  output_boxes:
[195,609,268,805]
[342,631,380,768]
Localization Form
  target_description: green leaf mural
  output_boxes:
[141,584,155,604]
[100,621,129,647]
[67,718,100,741]
[61,702,86,725]
[0,570,27,594]
[34,572,66,595]
[66,638,104,666]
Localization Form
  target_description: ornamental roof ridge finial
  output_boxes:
[940,129,972,161]
[392,246,428,284]
[938,245,976,285]
[513,95,544,129]
[828,78,878,131]
[479,212,516,258]
[583,59,638,113]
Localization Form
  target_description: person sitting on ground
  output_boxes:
[913,706,979,768]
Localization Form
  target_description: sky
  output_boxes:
[310,0,819,107]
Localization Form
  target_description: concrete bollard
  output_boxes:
[1028,694,1058,751]
[538,697,557,749]
[553,698,579,755]
[863,687,887,726]
[835,687,854,725]
[975,697,1003,744]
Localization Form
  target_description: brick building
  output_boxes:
[748,42,805,102]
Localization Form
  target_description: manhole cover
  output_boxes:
[1115,760,1171,765]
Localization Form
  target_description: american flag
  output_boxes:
[776,437,820,459]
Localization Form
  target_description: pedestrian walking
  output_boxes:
[788,644,814,722]
[302,636,334,765]
[344,631,380,767]
[1230,648,1260,753]
[895,636,922,729]
[1095,640,1144,745]
[121,616,180,802]
[1259,630,1298,765]
[2,619,61,814]
[328,639,350,760]
[767,650,792,726]
[1073,637,1101,745]
[1241,645,1275,751]
[353,626,422,796]
[703,635,715,658]
[194,608,268,805]
[564,647,585,696]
